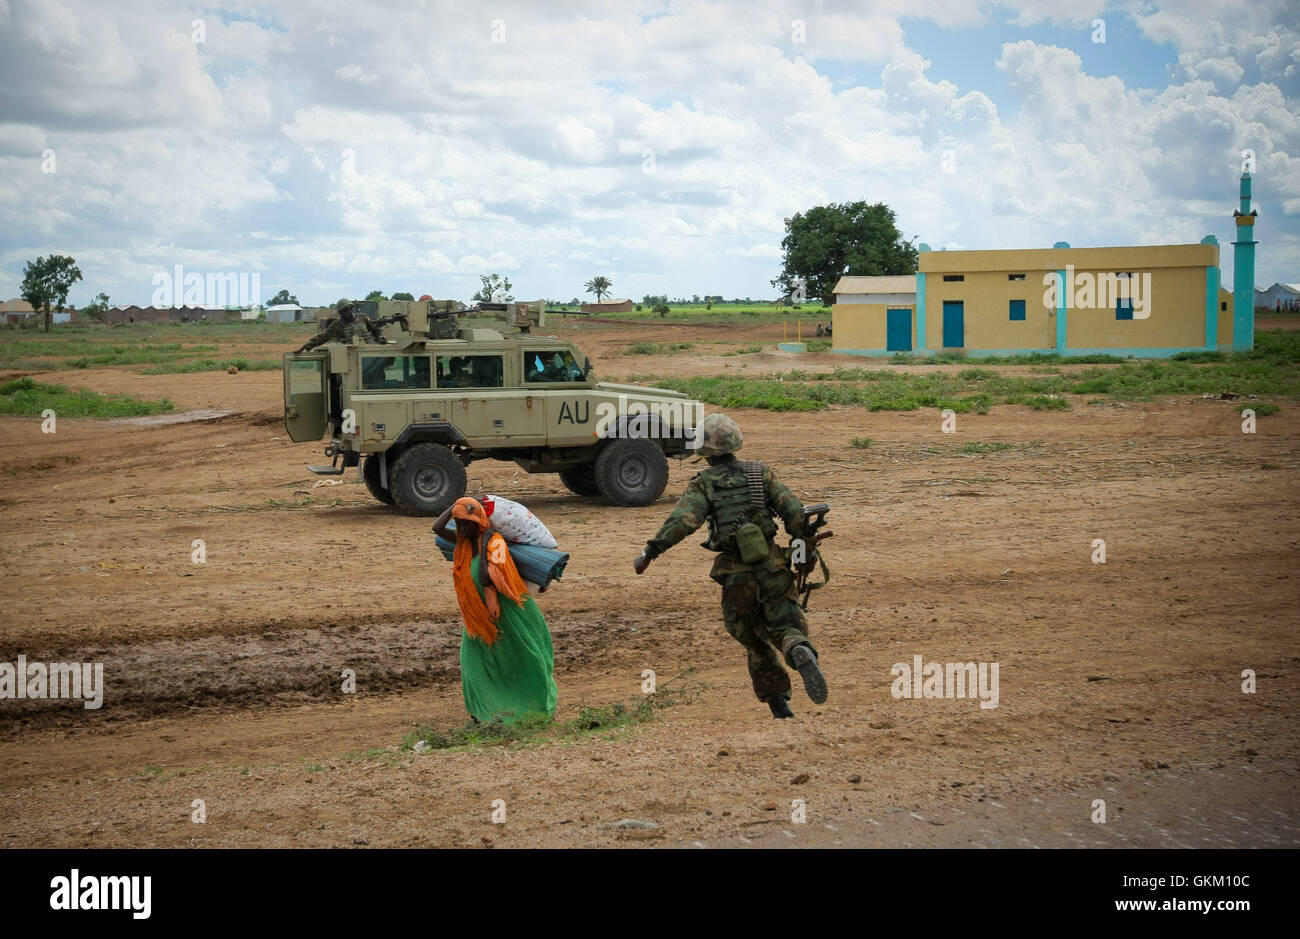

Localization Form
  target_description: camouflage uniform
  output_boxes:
[642,454,814,704]
[300,313,376,352]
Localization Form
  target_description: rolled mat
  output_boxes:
[434,520,570,589]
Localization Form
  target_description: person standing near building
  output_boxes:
[632,414,828,719]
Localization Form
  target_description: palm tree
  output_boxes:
[584,276,612,302]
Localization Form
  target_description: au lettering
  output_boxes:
[557,400,589,425]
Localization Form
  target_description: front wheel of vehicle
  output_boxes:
[594,438,669,506]
[391,443,467,515]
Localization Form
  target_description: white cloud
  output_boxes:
[0,0,1294,303]
[726,244,782,257]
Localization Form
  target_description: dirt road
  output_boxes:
[1,322,1296,848]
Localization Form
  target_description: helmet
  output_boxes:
[694,413,742,456]
[339,303,356,322]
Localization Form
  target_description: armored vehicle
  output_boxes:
[283,299,699,514]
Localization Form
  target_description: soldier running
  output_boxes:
[632,413,828,719]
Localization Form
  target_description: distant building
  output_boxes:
[2,298,76,325]
[1256,283,1300,312]
[265,303,304,323]
[580,298,635,314]
[102,306,240,324]
[832,242,1239,357]
[832,176,1261,357]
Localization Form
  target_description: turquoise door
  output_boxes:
[942,301,964,348]
[886,308,912,351]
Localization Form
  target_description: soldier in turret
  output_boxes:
[296,302,378,353]
[632,413,828,719]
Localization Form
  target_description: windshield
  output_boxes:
[525,349,585,383]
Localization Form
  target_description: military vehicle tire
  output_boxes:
[559,463,601,497]
[594,438,668,506]
[391,443,467,515]
[362,454,396,505]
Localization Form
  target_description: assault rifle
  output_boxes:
[791,503,832,610]
[369,312,409,334]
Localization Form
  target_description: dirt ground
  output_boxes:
[0,319,1297,849]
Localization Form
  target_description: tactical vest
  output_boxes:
[704,460,778,556]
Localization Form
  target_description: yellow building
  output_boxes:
[832,236,1245,357]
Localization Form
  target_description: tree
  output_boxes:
[82,291,112,323]
[472,274,513,303]
[269,288,298,306]
[653,302,670,318]
[391,291,414,301]
[364,290,386,302]
[772,200,917,306]
[21,255,82,333]
[584,276,612,302]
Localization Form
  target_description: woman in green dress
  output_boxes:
[433,497,557,723]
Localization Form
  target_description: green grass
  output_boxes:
[140,357,280,374]
[1238,402,1280,416]
[0,377,173,418]
[655,331,1300,413]
[957,441,1017,454]
[0,340,225,372]
[404,670,703,752]
[849,437,873,448]
[624,341,696,355]
[569,302,830,326]
[0,321,314,371]
[721,344,766,356]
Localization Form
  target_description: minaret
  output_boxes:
[1232,170,1257,351]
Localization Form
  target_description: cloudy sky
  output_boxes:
[0,0,1296,307]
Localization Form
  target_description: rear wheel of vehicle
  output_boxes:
[559,462,601,497]
[594,438,669,506]
[362,454,396,505]
[391,443,467,515]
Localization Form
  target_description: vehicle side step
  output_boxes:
[307,465,346,476]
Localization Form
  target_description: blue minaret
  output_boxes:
[1232,170,1257,351]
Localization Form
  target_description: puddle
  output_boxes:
[107,409,236,427]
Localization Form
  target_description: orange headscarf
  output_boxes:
[451,497,528,645]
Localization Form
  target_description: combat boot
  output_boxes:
[789,643,828,704]
[768,697,794,719]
